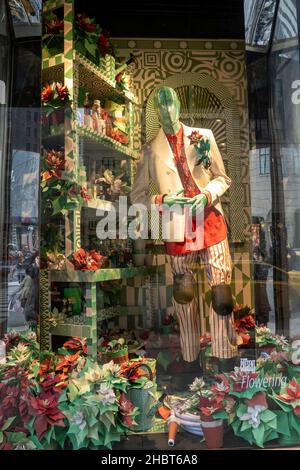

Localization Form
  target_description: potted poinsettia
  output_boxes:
[217,368,288,447]
[270,378,300,445]
[256,325,289,354]
[233,304,255,347]
[199,395,227,449]
[41,82,71,136]
[98,338,129,365]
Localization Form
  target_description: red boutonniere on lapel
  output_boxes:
[188,131,211,169]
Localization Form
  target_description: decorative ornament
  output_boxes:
[188,131,211,169]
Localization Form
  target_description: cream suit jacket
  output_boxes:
[130,123,231,242]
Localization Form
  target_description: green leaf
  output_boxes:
[240,419,252,431]
[84,39,97,57]
[2,416,16,431]
[68,383,79,402]
[274,411,290,437]
[266,417,278,430]
[0,431,3,444]
[252,424,265,448]
[236,403,248,418]
[87,423,99,441]
[290,413,300,437]
[52,197,63,215]
[260,409,276,423]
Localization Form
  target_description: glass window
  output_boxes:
[259,147,270,174]
[0,0,10,338]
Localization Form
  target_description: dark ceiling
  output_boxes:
[75,0,245,39]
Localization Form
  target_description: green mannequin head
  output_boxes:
[153,86,181,135]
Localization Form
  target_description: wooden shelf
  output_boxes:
[42,52,138,105]
[50,323,91,338]
[82,198,115,211]
[49,265,157,283]
[77,123,139,159]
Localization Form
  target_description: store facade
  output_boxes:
[1,0,300,451]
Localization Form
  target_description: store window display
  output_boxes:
[131,86,237,377]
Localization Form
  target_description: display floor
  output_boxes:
[114,431,300,450]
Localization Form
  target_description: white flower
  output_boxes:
[71,411,86,430]
[189,377,205,392]
[240,405,267,429]
[97,383,116,405]
[102,360,120,376]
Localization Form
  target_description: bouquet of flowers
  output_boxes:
[72,248,108,271]
[233,305,255,346]
[188,131,211,169]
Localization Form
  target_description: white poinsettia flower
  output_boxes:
[84,363,104,382]
[189,377,205,392]
[240,405,267,429]
[102,360,121,376]
[97,383,116,404]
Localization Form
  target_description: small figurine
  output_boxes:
[91,99,102,133]
[83,92,92,128]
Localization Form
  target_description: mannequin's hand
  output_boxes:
[188,193,208,216]
[163,189,190,207]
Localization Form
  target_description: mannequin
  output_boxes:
[131,86,238,377]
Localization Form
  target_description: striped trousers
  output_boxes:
[169,238,237,361]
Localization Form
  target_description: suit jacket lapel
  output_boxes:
[182,124,198,176]
[151,127,178,172]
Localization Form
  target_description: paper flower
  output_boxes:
[72,248,108,271]
[240,405,267,429]
[188,131,211,169]
[41,83,53,103]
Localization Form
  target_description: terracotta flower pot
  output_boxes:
[201,415,224,449]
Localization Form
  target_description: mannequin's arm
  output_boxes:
[202,130,231,202]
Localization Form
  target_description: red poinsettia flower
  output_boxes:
[294,406,300,417]
[76,13,96,32]
[55,351,81,375]
[199,396,223,417]
[278,379,300,402]
[41,83,53,103]
[63,337,87,355]
[39,373,67,392]
[80,186,92,201]
[245,391,268,409]
[119,392,136,414]
[28,392,65,440]
[120,361,148,381]
[55,82,70,102]
[45,18,64,34]
[72,248,108,271]
[47,150,65,170]
[97,33,110,55]
[211,380,230,396]
[0,442,13,450]
[38,357,56,377]
[188,130,203,145]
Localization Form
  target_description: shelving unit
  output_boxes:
[40,0,152,356]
